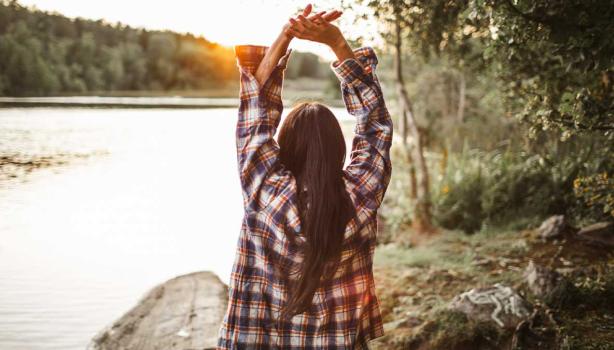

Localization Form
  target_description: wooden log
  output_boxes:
[88,271,228,350]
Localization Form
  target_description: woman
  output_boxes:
[218,5,393,349]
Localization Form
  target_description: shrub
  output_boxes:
[432,136,613,233]
[574,173,614,218]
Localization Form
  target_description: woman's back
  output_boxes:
[217,19,392,349]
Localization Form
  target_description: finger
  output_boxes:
[289,26,305,36]
[289,17,306,32]
[288,22,306,36]
[307,10,326,21]
[323,10,342,22]
[287,28,303,39]
[302,4,312,17]
[298,15,316,30]
[312,14,326,25]
[329,10,343,21]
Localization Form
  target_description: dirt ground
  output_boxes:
[369,228,614,350]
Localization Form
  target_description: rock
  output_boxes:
[448,284,532,329]
[88,271,228,350]
[576,222,614,248]
[383,315,423,332]
[405,315,424,328]
[537,215,575,240]
[383,319,407,332]
[524,261,562,299]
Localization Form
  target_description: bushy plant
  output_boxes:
[432,136,613,233]
[380,145,418,234]
[432,151,484,233]
[574,173,614,218]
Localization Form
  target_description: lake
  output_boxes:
[0,103,354,350]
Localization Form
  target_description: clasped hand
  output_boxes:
[283,4,344,49]
[253,3,355,86]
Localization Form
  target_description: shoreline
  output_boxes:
[0,95,345,109]
[88,271,228,350]
[0,96,239,109]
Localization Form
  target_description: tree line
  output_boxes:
[0,0,328,96]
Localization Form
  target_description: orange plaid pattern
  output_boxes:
[217,45,393,349]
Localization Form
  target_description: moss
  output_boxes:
[544,278,582,309]
[372,225,614,350]
[374,234,477,272]
[401,310,507,350]
[560,335,614,350]
[553,270,614,349]
[427,310,472,346]
[547,269,614,311]
[558,314,614,350]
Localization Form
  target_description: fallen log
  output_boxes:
[88,271,227,350]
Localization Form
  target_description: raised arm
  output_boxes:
[234,35,291,213]
[333,47,393,213]
[234,6,344,213]
[288,16,393,214]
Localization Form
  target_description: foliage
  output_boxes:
[573,172,614,218]
[360,0,614,136]
[431,135,613,233]
[380,145,417,233]
[346,0,614,234]
[482,0,614,136]
[0,1,328,96]
[431,311,504,349]
[286,51,330,80]
[375,43,517,153]
[0,1,231,95]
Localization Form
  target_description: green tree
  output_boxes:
[0,20,59,95]
[0,1,239,95]
[362,0,613,136]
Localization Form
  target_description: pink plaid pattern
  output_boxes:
[217,45,393,349]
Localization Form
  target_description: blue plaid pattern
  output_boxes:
[217,45,393,349]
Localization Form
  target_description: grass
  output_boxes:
[370,226,614,349]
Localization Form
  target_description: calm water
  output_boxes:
[0,105,353,350]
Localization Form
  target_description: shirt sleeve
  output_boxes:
[332,47,393,214]
[234,45,292,213]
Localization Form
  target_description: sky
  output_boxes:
[18,0,379,60]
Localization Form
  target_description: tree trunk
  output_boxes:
[443,74,451,120]
[394,15,435,235]
[457,72,466,123]
[409,158,418,199]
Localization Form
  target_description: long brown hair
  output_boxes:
[277,102,355,320]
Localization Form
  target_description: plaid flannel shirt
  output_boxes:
[217,45,393,350]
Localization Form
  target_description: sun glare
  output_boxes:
[17,0,375,60]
